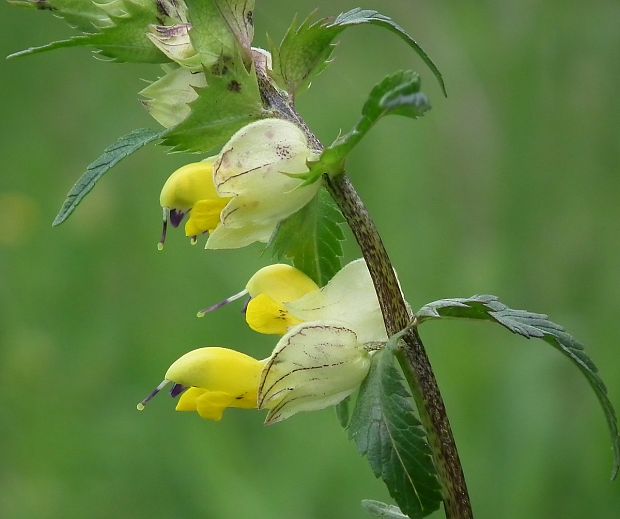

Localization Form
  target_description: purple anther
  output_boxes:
[169,209,186,228]
[170,384,188,398]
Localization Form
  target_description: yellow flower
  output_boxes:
[201,259,388,343]
[159,159,230,248]
[158,119,320,250]
[138,347,266,421]
[138,260,391,423]
[244,264,320,334]
[138,325,372,424]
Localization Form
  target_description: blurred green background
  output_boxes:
[1,1,619,518]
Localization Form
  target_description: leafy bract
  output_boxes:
[271,8,446,98]
[349,349,442,518]
[211,0,255,52]
[271,13,336,97]
[162,62,263,153]
[151,1,263,152]
[185,0,255,67]
[362,500,409,519]
[53,128,164,226]
[270,188,345,287]
[416,294,620,480]
[302,70,430,183]
[8,0,168,63]
[8,0,112,31]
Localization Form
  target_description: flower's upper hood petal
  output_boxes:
[286,259,388,344]
[245,264,319,301]
[165,347,264,392]
[160,157,218,210]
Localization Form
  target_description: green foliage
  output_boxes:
[302,70,430,183]
[5,0,620,517]
[53,128,164,227]
[8,0,111,30]
[362,500,408,519]
[185,0,255,66]
[270,13,337,97]
[271,8,446,98]
[335,396,351,428]
[7,0,167,63]
[348,348,442,519]
[159,1,263,152]
[416,294,620,480]
[161,63,264,153]
[270,189,345,287]
[210,0,255,51]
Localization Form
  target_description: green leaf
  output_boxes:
[269,188,346,287]
[271,13,338,96]
[362,500,409,519]
[162,62,264,153]
[272,8,446,98]
[185,0,255,67]
[349,349,442,518]
[416,294,620,480]
[7,0,111,31]
[209,0,256,53]
[329,9,446,97]
[8,1,168,63]
[53,128,164,227]
[335,396,351,428]
[301,70,430,183]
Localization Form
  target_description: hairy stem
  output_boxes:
[258,70,473,518]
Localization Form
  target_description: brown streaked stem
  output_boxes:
[326,174,473,519]
[257,70,473,519]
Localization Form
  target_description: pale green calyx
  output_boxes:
[258,321,373,424]
[285,259,389,344]
[205,118,322,249]
[147,23,201,69]
[140,65,206,128]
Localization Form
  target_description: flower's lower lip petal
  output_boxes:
[169,209,185,228]
[170,383,188,398]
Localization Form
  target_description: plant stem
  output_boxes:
[258,70,473,519]
[326,174,472,519]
